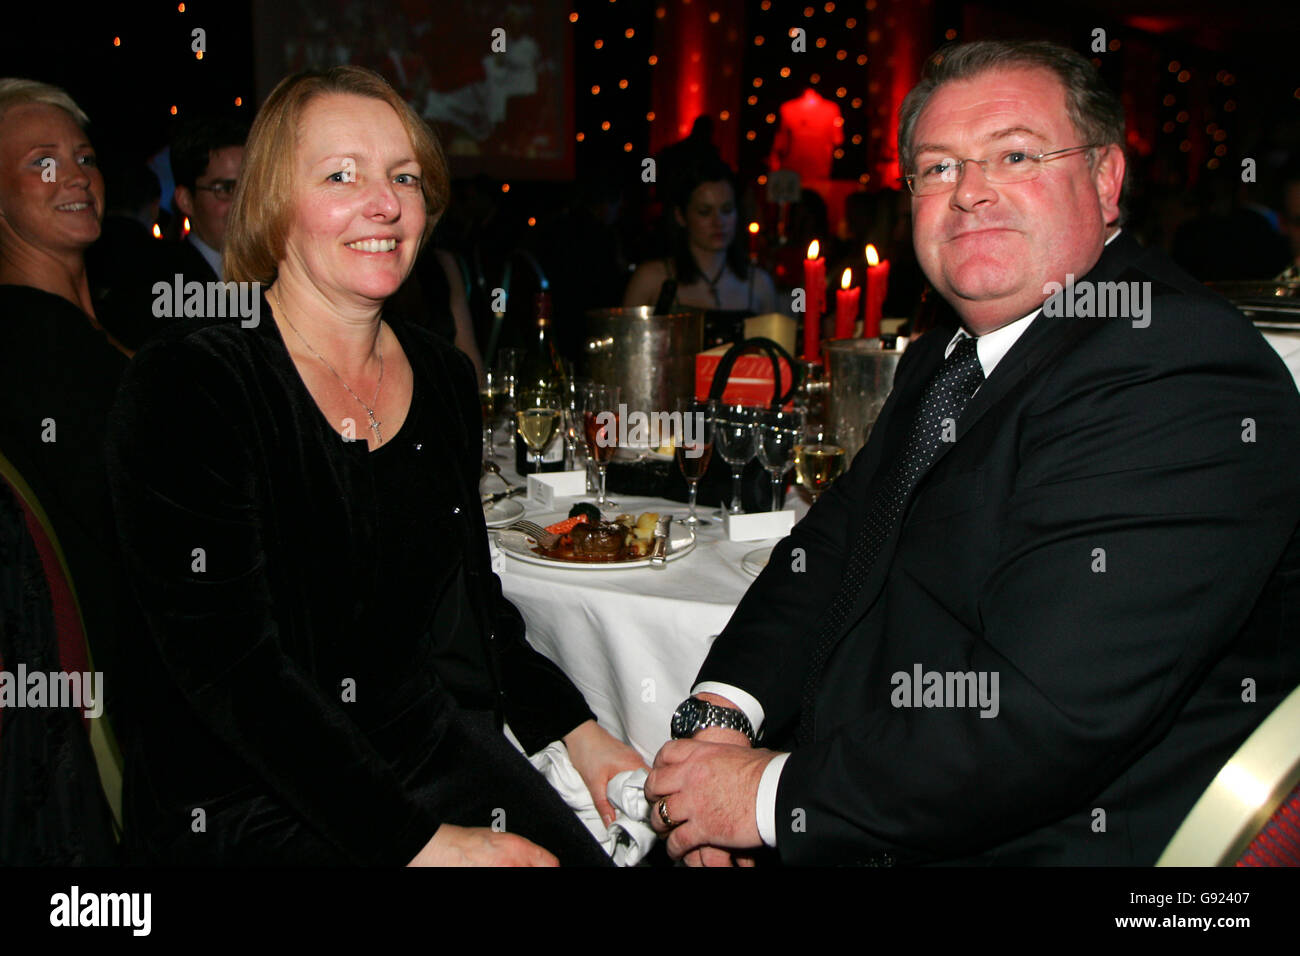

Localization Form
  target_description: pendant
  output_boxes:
[366,408,383,444]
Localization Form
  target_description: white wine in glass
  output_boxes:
[794,442,846,503]
[517,393,562,474]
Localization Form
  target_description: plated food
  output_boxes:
[533,506,661,563]
[497,505,696,570]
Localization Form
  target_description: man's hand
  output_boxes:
[562,719,648,828]
[644,738,776,860]
[408,824,558,866]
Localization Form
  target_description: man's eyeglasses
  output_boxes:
[193,179,238,200]
[904,144,1103,197]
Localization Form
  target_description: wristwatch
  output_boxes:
[670,696,757,744]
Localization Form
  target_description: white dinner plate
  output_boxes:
[483,497,526,528]
[497,512,696,570]
[741,546,773,578]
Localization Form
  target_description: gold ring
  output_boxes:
[657,798,675,828]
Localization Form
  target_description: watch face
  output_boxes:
[672,698,705,738]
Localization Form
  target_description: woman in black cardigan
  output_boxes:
[105,66,641,866]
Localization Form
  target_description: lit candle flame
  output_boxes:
[841,268,853,289]
[182,217,191,236]
[748,221,760,235]
[865,244,879,267]
[152,224,162,239]
[807,239,820,259]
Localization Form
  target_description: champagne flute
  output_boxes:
[479,368,506,462]
[713,404,757,515]
[675,397,715,526]
[756,408,804,512]
[516,388,562,475]
[563,376,591,471]
[494,347,523,422]
[795,424,847,504]
[582,383,620,510]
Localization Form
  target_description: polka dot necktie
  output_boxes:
[796,333,985,746]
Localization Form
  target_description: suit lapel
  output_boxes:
[831,232,1144,642]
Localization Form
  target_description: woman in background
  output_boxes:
[0,77,128,864]
[624,157,776,345]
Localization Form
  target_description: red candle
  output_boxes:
[802,239,826,360]
[864,244,891,339]
[834,267,860,339]
[747,221,761,263]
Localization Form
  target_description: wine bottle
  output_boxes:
[514,291,568,473]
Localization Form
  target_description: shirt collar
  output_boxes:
[188,233,224,281]
[944,228,1123,378]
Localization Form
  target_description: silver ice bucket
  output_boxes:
[584,307,705,421]
[824,338,904,460]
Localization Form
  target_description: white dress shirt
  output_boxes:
[188,233,224,282]
[696,230,1123,849]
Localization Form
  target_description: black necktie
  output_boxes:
[796,333,985,745]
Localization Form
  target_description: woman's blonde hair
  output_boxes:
[224,66,449,285]
[0,78,90,128]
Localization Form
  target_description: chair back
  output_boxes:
[1157,683,1300,866]
[0,450,123,835]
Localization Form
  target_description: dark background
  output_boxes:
[3,0,1298,352]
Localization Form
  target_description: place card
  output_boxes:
[723,509,795,542]
[526,471,588,509]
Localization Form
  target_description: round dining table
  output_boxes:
[485,456,807,762]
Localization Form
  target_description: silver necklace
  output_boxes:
[273,290,385,444]
[701,257,728,308]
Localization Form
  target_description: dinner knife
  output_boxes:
[649,514,673,569]
[481,486,527,506]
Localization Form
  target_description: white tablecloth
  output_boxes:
[1262,329,1300,389]
[488,461,803,761]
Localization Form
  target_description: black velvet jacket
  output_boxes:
[105,302,593,864]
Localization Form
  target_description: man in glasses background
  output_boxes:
[87,115,247,349]
[168,114,246,285]
[646,39,1300,866]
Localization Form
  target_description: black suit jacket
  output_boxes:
[698,232,1300,864]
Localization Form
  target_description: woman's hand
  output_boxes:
[562,719,649,828]
[408,824,559,867]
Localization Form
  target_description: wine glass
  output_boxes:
[756,408,804,512]
[563,375,590,471]
[479,367,506,462]
[582,383,620,510]
[516,387,562,475]
[713,404,757,515]
[494,347,523,421]
[675,397,715,527]
[795,424,847,504]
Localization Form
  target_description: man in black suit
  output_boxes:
[645,39,1300,865]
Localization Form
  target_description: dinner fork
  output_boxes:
[505,519,559,548]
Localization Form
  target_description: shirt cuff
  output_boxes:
[690,681,765,738]
[756,752,791,848]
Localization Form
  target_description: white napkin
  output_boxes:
[524,739,658,866]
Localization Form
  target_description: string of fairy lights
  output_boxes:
[97,0,1292,236]
[564,0,1264,195]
